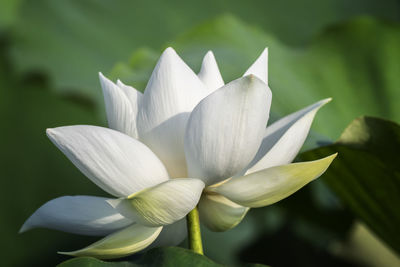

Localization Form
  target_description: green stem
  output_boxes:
[186,206,204,255]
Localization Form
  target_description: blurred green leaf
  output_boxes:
[0,0,22,30]
[57,247,262,267]
[8,0,400,103]
[58,257,134,267]
[301,116,400,254]
[0,40,108,265]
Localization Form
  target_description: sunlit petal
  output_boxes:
[137,47,210,178]
[198,51,224,92]
[209,154,337,207]
[47,125,169,197]
[185,75,271,185]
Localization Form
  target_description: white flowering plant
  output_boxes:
[20,47,336,260]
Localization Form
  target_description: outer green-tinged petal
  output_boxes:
[209,154,337,207]
[244,48,268,85]
[99,73,137,138]
[19,196,132,236]
[59,224,162,259]
[198,193,249,232]
[47,125,169,197]
[245,98,331,174]
[137,47,210,178]
[198,51,224,92]
[108,179,205,227]
[184,75,271,186]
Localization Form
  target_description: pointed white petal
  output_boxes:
[198,193,249,232]
[137,47,210,178]
[108,179,204,227]
[19,196,132,236]
[99,73,137,138]
[147,218,187,249]
[245,98,331,174]
[209,154,337,208]
[184,75,272,185]
[116,79,143,119]
[59,224,162,259]
[244,48,268,85]
[47,125,169,197]
[198,51,224,92]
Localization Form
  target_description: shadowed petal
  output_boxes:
[198,193,249,232]
[19,196,132,236]
[147,218,187,249]
[117,79,143,127]
[244,98,331,174]
[99,73,137,138]
[116,80,142,107]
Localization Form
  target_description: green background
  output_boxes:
[1,0,400,266]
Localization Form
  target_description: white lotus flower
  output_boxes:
[20,125,205,259]
[98,47,336,232]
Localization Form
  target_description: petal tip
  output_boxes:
[161,47,177,57]
[204,50,215,59]
[155,47,185,70]
[116,79,124,87]
[46,128,56,138]
[57,250,75,256]
[243,74,256,81]
[318,153,338,168]
[98,72,109,85]
[18,223,30,234]
[242,74,265,86]
[261,47,269,55]
[322,97,333,104]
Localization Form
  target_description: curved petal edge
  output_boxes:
[209,153,337,208]
[59,224,162,259]
[19,196,132,236]
[184,75,272,185]
[108,179,205,227]
[46,125,169,197]
[245,98,332,174]
[199,193,249,232]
